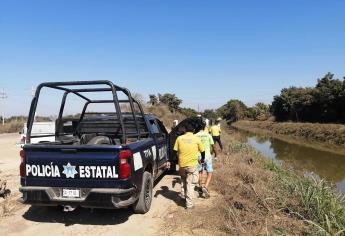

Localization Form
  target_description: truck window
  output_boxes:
[156,119,167,135]
[149,119,165,138]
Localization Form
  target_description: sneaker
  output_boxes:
[197,187,203,197]
[202,187,210,198]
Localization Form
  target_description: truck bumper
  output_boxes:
[19,186,138,209]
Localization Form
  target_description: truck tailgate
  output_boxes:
[22,145,127,188]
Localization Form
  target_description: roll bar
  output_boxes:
[27,80,146,143]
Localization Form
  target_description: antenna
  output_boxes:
[0,88,8,126]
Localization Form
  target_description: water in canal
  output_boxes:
[234,128,345,193]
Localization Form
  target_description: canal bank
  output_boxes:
[230,127,345,194]
[232,120,345,155]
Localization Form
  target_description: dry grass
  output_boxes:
[0,121,23,134]
[212,134,308,235]
[145,104,186,131]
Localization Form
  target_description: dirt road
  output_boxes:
[0,133,184,236]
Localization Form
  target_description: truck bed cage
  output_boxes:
[27,80,146,143]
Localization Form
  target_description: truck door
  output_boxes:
[148,119,168,177]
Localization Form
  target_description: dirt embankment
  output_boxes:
[145,104,186,131]
[233,120,345,150]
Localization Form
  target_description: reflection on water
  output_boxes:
[237,129,345,193]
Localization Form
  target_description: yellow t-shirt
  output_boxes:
[210,125,221,136]
[173,132,205,168]
[204,127,210,133]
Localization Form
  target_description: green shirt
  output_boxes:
[195,130,214,159]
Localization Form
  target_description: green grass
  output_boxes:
[265,160,345,235]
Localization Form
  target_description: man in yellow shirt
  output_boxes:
[173,123,205,209]
[210,120,223,151]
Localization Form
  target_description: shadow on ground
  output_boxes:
[22,206,132,226]
[22,174,182,226]
[153,177,185,207]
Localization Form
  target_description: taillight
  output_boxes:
[119,150,132,179]
[20,149,26,177]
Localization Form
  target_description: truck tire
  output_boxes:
[132,171,153,214]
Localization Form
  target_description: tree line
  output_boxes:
[150,73,345,124]
[147,93,270,122]
[271,73,345,123]
[217,72,345,124]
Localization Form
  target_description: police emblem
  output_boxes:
[62,162,78,178]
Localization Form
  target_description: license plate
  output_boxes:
[62,189,80,198]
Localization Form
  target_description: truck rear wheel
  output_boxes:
[132,171,153,214]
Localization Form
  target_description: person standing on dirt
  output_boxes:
[173,123,205,209]
[210,120,223,151]
[196,122,217,198]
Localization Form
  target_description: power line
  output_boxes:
[0,88,8,126]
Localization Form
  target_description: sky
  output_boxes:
[1,0,345,116]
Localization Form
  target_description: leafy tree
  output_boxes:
[148,94,158,106]
[271,87,314,121]
[179,107,198,117]
[247,103,270,120]
[270,72,345,123]
[313,73,344,122]
[218,99,248,122]
[202,109,218,120]
[158,93,182,113]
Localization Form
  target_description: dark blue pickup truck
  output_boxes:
[19,81,172,214]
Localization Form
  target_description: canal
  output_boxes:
[233,128,345,193]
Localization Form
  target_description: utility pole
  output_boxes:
[0,88,8,126]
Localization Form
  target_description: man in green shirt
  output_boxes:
[195,122,217,198]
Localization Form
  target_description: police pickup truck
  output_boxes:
[19,81,171,214]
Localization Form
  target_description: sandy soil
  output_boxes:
[0,133,197,236]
